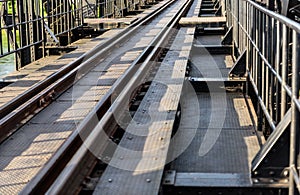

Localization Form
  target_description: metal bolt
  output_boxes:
[253,178,259,183]
[284,179,289,183]
[283,170,289,176]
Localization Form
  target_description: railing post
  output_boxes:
[290,30,300,195]
[281,24,288,119]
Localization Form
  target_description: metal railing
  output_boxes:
[0,0,84,70]
[226,0,300,193]
[45,0,83,38]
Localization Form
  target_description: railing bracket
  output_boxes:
[221,26,233,45]
[229,49,246,77]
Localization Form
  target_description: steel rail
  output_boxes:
[43,0,192,193]
[0,0,174,143]
[19,0,184,194]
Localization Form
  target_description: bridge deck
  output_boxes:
[165,0,261,188]
[168,92,260,187]
[0,1,191,193]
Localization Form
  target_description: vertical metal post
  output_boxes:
[269,17,275,121]
[289,30,300,195]
[11,0,19,71]
[17,0,24,69]
[42,0,46,57]
[281,25,288,119]
[257,8,263,131]
[261,11,266,116]
[253,6,257,85]
[275,20,280,123]
[67,0,71,44]
[233,0,238,56]
[29,0,36,62]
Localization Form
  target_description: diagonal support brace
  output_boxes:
[221,26,233,45]
[252,109,291,178]
[229,49,246,77]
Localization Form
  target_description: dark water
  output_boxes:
[0,54,15,79]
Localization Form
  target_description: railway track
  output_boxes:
[0,0,174,143]
[0,0,193,194]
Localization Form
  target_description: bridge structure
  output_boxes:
[0,0,299,194]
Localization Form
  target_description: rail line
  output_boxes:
[0,0,174,143]
[0,0,192,194]
[43,0,192,193]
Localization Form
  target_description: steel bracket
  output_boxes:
[163,170,176,185]
[221,26,233,45]
[229,49,246,77]
[252,109,291,179]
[215,6,222,16]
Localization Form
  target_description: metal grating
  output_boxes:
[170,93,260,177]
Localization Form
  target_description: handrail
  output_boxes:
[245,0,300,32]
[226,0,300,193]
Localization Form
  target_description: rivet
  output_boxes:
[108,179,113,182]
[253,178,259,183]
[160,137,164,140]
[119,156,124,160]
[146,179,151,183]
[127,136,133,140]
[284,179,289,183]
